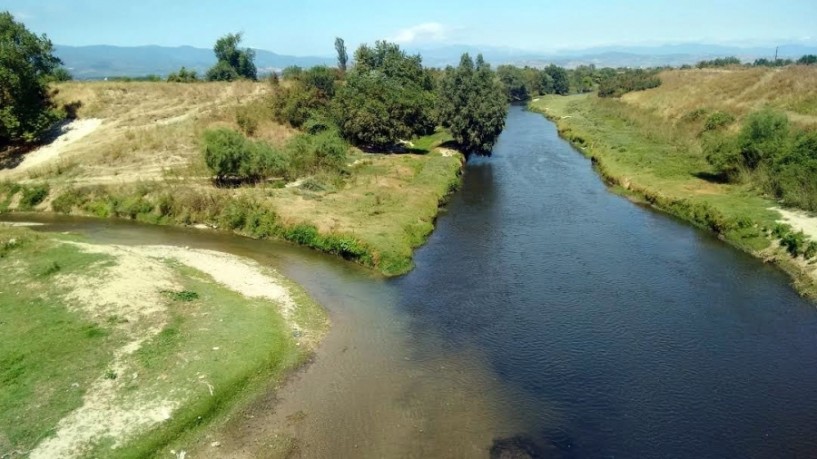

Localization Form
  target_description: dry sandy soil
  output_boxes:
[28,241,305,459]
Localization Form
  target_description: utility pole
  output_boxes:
[774,46,779,62]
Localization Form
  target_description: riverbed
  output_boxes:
[9,105,817,457]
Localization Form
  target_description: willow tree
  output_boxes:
[437,54,508,155]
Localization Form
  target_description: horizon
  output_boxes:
[5,0,816,56]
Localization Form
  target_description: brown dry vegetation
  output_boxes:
[0,81,463,275]
[622,66,817,125]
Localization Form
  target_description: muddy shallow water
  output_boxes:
[10,105,817,457]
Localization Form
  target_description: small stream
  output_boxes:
[9,105,817,457]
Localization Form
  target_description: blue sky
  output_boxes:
[5,0,816,55]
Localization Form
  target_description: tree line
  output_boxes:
[267,39,508,155]
[694,54,817,69]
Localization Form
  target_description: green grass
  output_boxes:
[41,128,463,277]
[0,227,327,456]
[0,228,117,453]
[529,94,817,295]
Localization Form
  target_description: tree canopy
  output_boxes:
[206,33,257,81]
[437,54,508,155]
[331,41,435,149]
[0,11,65,146]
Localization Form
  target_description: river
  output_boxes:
[9,105,817,457]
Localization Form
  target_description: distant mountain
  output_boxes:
[410,42,817,68]
[55,45,333,79]
[55,42,817,78]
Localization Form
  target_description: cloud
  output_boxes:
[391,23,449,45]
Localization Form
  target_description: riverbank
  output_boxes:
[0,81,464,277]
[529,88,817,300]
[0,224,327,457]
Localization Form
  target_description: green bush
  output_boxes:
[116,196,153,219]
[781,230,807,256]
[270,84,327,128]
[284,224,319,246]
[202,128,289,182]
[19,185,49,209]
[805,241,817,259]
[704,111,735,131]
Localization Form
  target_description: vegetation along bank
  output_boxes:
[0,15,510,276]
[529,64,817,299]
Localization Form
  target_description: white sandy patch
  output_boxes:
[4,119,102,175]
[285,178,306,188]
[31,242,304,459]
[775,207,817,240]
[0,221,44,227]
[31,242,181,459]
[136,245,298,327]
[437,148,459,158]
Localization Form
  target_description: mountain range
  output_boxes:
[55,42,817,79]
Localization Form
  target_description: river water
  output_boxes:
[9,105,817,457]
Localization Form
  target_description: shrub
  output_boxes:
[51,188,86,213]
[781,230,807,256]
[284,224,319,246]
[270,84,327,128]
[19,185,49,209]
[202,128,288,182]
[704,111,735,131]
[805,241,817,259]
[737,109,790,170]
[235,108,259,136]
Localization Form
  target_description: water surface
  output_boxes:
[10,105,817,457]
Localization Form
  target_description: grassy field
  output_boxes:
[0,225,326,458]
[0,81,463,276]
[529,65,817,298]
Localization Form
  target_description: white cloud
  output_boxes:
[391,22,449,45]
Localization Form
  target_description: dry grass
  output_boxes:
[37,81,290,184]
[6,81,463,275]
[622,66,817,126]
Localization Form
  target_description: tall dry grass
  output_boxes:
[622,66,817,127]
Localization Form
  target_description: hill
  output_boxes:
[55,42,817,79]
[55,45,333,79]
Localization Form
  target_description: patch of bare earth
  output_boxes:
[774,207,817,281]
[29,242,307,458]
[0,119,103,179]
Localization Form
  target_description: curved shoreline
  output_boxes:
[0,225,328,457]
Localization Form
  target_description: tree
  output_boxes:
[331,41,435,149]
[206,33,257,81]
[0,12,64,146]
[167,66,198,82]
[544,64,569,95]
[496,65,529,101]
[797,55,817,65]
[332,70,435,149]
[335,37,348,73]
[437,54,508,155]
